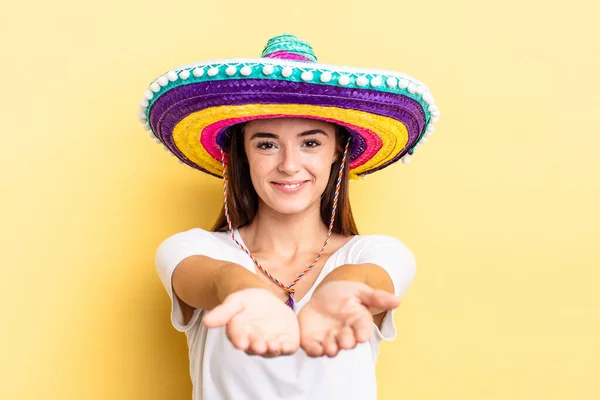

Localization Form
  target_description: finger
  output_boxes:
[202,300,244,328]
[250,335,268,355]
[324,329,339,358]
[280,335,299,355]
[357,289,401,312]
[266,337,281,353]
[350,311,374,343]
[301,339,324,358]
[226,325,251,351]
[336,326,356,350]
[242,332,258,356]
[266,333,300,356]
[265,336,283,357]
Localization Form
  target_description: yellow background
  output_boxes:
[1,0,599,399]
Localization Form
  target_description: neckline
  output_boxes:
[233,228,359,307]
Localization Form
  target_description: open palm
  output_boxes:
[202,288,300,357]
[298,281,400,357]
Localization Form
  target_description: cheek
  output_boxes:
[306,155,334,180]
[247,155,275,183]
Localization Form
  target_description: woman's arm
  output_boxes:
[156,230,300,357]
[172,256,270,312]
[297,259,407,357]
[172,256,300,357]
[316,263,394,295]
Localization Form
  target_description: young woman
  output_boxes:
[140,34,439,400]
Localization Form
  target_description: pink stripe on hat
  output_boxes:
[263,50,314,62]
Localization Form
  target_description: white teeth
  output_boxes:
[281,183,301,189]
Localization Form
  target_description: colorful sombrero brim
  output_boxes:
[138,55,439,180]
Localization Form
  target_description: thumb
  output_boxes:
[202,298,244,328]
[356,288,401,312]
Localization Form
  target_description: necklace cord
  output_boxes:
[220,137,351,310]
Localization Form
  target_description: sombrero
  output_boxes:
[137,34,439,180]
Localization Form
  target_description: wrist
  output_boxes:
[213,262,271,304]
[313,265,368,298]
[316,264,367,291]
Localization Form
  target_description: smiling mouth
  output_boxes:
[271,181,309,191]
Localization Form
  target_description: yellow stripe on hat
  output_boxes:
[172,104,408,178]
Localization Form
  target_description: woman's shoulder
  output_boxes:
[154,227,252,275]
[346,233,415,262]
[350,232,411,249]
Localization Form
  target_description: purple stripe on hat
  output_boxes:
[149,80,425,175]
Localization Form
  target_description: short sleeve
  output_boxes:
[354,235,417,342]
[155,228,221,332]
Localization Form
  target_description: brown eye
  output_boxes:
[256,141,276,150]
[303,139,321,148]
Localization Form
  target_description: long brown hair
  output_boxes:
[211,121,358,236]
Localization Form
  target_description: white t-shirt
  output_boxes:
[155,228,416,400]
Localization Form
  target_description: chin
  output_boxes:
[271,202,312,215]
[263,194,314,215]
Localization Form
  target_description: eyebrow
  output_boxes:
[249,129,329,140]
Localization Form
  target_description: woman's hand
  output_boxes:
[202,288,300,357]
[298,281,400,357]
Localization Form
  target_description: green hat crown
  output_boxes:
[261,34,317,62]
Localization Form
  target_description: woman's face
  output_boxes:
[243,118,338,216]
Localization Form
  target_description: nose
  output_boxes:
[277,145,301,175]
